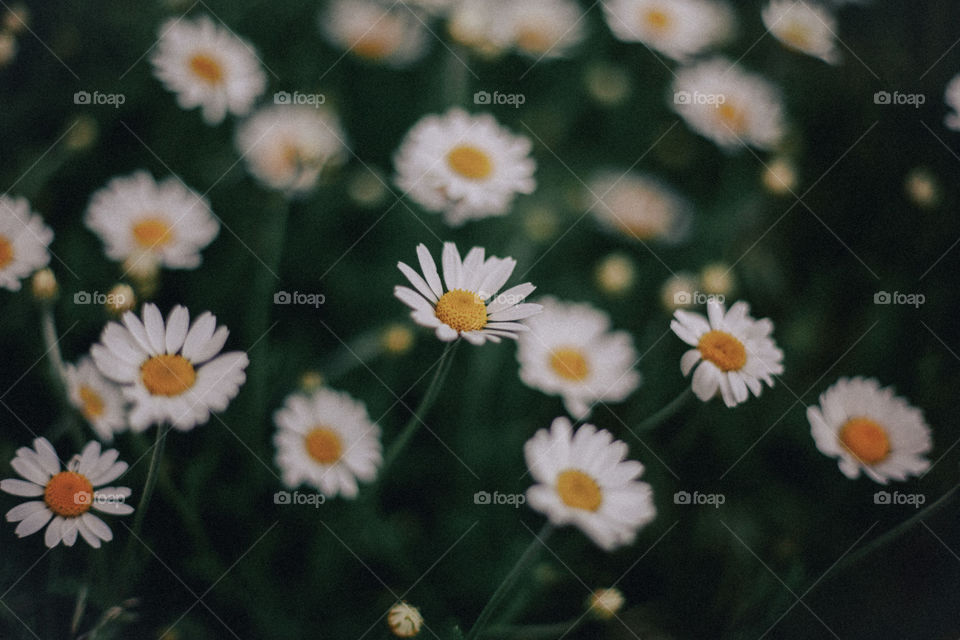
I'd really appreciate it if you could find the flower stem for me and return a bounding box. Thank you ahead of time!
[39,304,68,395]
[481,619,584,639]
[123,424,169,572]
[636,387,694,432]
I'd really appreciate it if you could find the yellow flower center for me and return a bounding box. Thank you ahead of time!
[79,385,105,419]
[644,9,671,32]
[698,330,747,372]
[44,471,93,518]
[717,103,748,134]
[549,348,590,381]
[780,23,811,50]
[434,289,488,333]
[839,417,891,465]
[141,354,196,397]
[188,53,224,85]
[352,34,393,60]
[304,427,343,464]
[447,145,494,180]
[132,217,174,249]
[515,27,553,54]
[556,469,603,511]
[0,234,13,269]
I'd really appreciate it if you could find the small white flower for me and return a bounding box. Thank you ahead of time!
[491,0,587,59]
[671,299,784,407]
[944,74,960,132]
[602,0,735,62]
[588,171,691,244]
[808,377,932,484]
[321,0,430,67]
[395,242,542,345]
[1,438,133,549]
[586,587,625,620]
[393,108,536,226]
[273,387,382,499]
[517,297,641,420]
[525,417,656,551]
[66,357,127,442]
[91,303,249,431]
[387,601,424,638]
[84,171,219,271]
[762,0,840,64]
[0,195,53,291]
[151,15,267,125]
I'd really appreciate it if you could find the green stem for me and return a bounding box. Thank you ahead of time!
[482,619,583,639]
[123,424,169,574]
[636,387,694,432]
[40,304,68,395]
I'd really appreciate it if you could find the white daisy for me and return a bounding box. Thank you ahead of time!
[273,387,382,499]
[491,0,587,59]
[150,15,267,125]
[90,303,249,431]
[671,58,786,151]
[525,417,656,552]
[944,74,960,132]
[808,377,932,484]
[395,242,542,345]
[602,0,735,62]
[762,0,840,64]
[517,297,641,420]
[671,299,784,407]
[393,108,537,226]
[0,195,53,292]
[1,438,133,549]
[321,0,430,68]
[587,171,692,244]
[66,357,127,442]
[235,104,349,195]
[387,602,424,638]
[84,171,219,271]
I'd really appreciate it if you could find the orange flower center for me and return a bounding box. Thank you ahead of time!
[698,330,747,372]
[352,35,393,60]
[515,27,553,54]
[434,289,487,333]
[141,354,196,397]
[447,145,493,180]
[44,471,93,518]
[79,385,105,419]
[556,469,603,511]
[644,9,671,32]
[549,348,590,381]
[717,103,747,134]
[132,218,173,249]
[839,417,891,464]
[304,427,343,464]
[0,234,13,269]
[188,53,224,85]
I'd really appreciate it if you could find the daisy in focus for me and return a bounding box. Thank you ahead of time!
[395,242,542,345]
[671,299,784,407]
[762,0,840,65]
[236,104,349,195]
[393,108,536,226]
[321,0,430,67]
[273,387,382,499]
[91,303,249,431]
[517,297,641,420]
[66,357,127,442]
[1,438,133,548]
[0,195,53,291]
[944,74,960,132]
[602,0,735,62]
[491,0,587,59]
[671,58,786,151]
[808,377,932,484]
[525,417,656,551]
[84,171,219,271]
[151,15,267,125]
[587,171,691,244]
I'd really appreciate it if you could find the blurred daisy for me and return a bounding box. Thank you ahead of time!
[151,15,266,125]
[1,438,133,548]
[91,303,248,431]
[944,74,960,132]
[273,387,382,499]
[525,417,656,551]
[395,242,542,345]
[808,377,932,484]
[588,171,691,244]
[492,0,587,59]
[66,357,127,442]
[85,171,219,271]
[393,108,536,226]
[671,300,784,407]
[0,195,53,291]
[517,297,641,419]
[762,0,840,64]
[671,58,786,151]
[387,602,424,638]
[236,104,349,194]
[602,0,735,62]
[321,0,430,67]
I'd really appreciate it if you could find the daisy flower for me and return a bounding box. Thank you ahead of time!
[491,0,587,59]
[671,299,784,407]
[84,171,219,271]
[66,357,127,442]
[235,104,349,195]
[150,15,267,125]
[394,242,542,345]
[671,58,786,151]
[762,0,840,64]
[944,74,960,132]
[1,438,133,548]
[0,195,53,292]
[393,108,537,226]
[587,171,692,244]
[517,297,641,420]
[387,602,424,638]
[808,377,932,484]
[91,303,249,431]
[273,387,382,499]
[602,0,735,62]
[525,417,656,551]
[321,0,430,68]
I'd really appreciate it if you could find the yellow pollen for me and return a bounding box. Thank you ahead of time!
[0,234,13,269]
[352,35,393,60]
[435,289,488,333]
[644,9,671,31]
[515,27,553,54]
[79,386,105,419]
[550,348,590,381]
[717,103,747,134]
[781,23,811,50]
[44,471,93,518]
[556,469,603,511]
[839,417,891,465]
[188,53,224,85]
[304,427,343,464]
[698,330,747,372]
[447,145,493,180]
[132,218,173,249]
[141,354,196,397]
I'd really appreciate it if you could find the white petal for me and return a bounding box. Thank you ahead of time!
[441,242,462,291]
[1,479,45,497]
[14,508,52,537]
[165,306,191,354]
[417,244,443,298]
